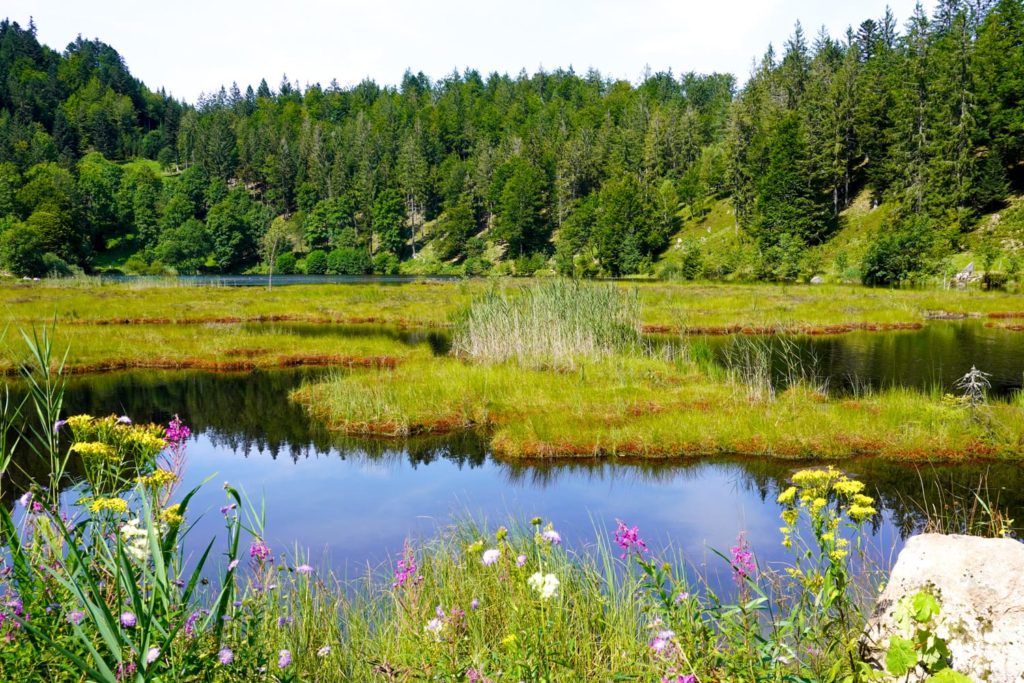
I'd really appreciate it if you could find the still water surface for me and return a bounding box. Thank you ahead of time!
[25,351,1021,580]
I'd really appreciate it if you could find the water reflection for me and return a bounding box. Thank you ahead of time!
[3,367,1020,577]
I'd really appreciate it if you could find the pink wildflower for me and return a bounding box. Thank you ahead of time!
[613,519,649,559]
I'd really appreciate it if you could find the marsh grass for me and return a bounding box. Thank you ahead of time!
[910,468,1017,538]
[451,280,641,367]
[724,333,829,401]
[293,353,1024,460]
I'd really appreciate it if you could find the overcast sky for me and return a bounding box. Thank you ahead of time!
[6,1,935,103]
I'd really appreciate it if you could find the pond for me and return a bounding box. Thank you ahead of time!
[7,360,1022,583]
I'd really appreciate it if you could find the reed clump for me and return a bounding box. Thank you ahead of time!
[451,280,641,367]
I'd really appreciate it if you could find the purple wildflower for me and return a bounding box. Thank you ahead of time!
[227,559,239,571]
[249,539,271,563]
[119,611,136,628]
[470,598,479,610]
[516,554,527,567]
[276,616,293,628]
[482,548,500,566]
[613,519,649,559]
[116,415,132,425]
[295,564,313,574]
[217,647,234,665]
[17,492,31,508]
[53,419,66,434]
[115,662,136,681]
[146,647,160,664]
[220,503,237,515]
[67,610,85,625]
[392,544,422,589]
[730,533,756,585]
[541,529,561,545]
[277,649,291,669]
[662,676,697,683]
[317,645,331,657]
[165,415,191,444]
[184,610,202,637]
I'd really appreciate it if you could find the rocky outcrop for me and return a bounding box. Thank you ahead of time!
[862,533,1024,682]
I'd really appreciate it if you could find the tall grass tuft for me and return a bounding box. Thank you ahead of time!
[451,280,641,367]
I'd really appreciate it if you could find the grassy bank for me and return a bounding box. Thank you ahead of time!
[2,278,1024,373]
[292,280,1024,462]
[4,279,1024,329]
[293,354,1024,461]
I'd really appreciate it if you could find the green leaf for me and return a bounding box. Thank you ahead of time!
[912,591,941,623]
[886,636,917,676]
[929,669,974,683]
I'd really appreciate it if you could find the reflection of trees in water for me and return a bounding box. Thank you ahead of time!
[7,369,1023,540]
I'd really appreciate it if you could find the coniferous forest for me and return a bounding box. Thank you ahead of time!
[0,1,1022,282]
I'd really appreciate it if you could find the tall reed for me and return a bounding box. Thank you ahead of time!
[451,280,641,367]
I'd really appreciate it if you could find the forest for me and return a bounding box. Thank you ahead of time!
[0,0,1022,282]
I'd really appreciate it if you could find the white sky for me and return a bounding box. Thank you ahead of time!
[6,1,935,103]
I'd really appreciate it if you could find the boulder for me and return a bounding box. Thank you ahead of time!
[861,533,1024,682]
[810,275,825,284]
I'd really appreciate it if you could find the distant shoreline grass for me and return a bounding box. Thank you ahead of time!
[2,279,1023,374]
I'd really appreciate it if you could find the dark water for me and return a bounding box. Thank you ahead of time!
[695,320,1024,398]
[5,362,1022,580]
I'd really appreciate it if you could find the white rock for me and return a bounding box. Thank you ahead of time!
[862,533,1024,682]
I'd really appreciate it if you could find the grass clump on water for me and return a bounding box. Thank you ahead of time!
[451,280,640,367]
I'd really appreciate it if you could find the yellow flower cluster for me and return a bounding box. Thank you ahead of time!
[138,468,177,489]
[70,441,118,461]
[777,466,877,552]
[66,414,95,430]
[88,497,129,514]
[161,503,183,526]
[124,430,167,454]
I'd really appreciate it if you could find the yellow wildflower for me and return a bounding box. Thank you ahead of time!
[832,479,865,496]
[776,486,797,505]
[66,415,95,429]
[501,634,517,647]
[161,503,183,526]
[138,468,177,488]
[852,493,875,507]
[847,504,877,522]
[88,497,129,514]
[70,442,118,461]
[811,497,828,514]
[781,508,799,526]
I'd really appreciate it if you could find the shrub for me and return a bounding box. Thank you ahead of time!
[41,252,72,277]
[372,251,400,275]
[982,271,1008,290]
[305,249,328,275]
[326,247,372,275]
[274,251,297,275]
[462,256,492,277]
[0,223,46,277]
[862,218,935,286]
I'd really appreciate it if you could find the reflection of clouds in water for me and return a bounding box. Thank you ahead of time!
[91,421,1024,584]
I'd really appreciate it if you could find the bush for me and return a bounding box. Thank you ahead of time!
[274,252,297,275]
[326,247,372,275]
[0,223,46,277]
[372,251,400,275]
[862,218,935,286]
[305,249,328,275]
[982,271,1008,290]
[462,256,492,277]
[41,252,72,277]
